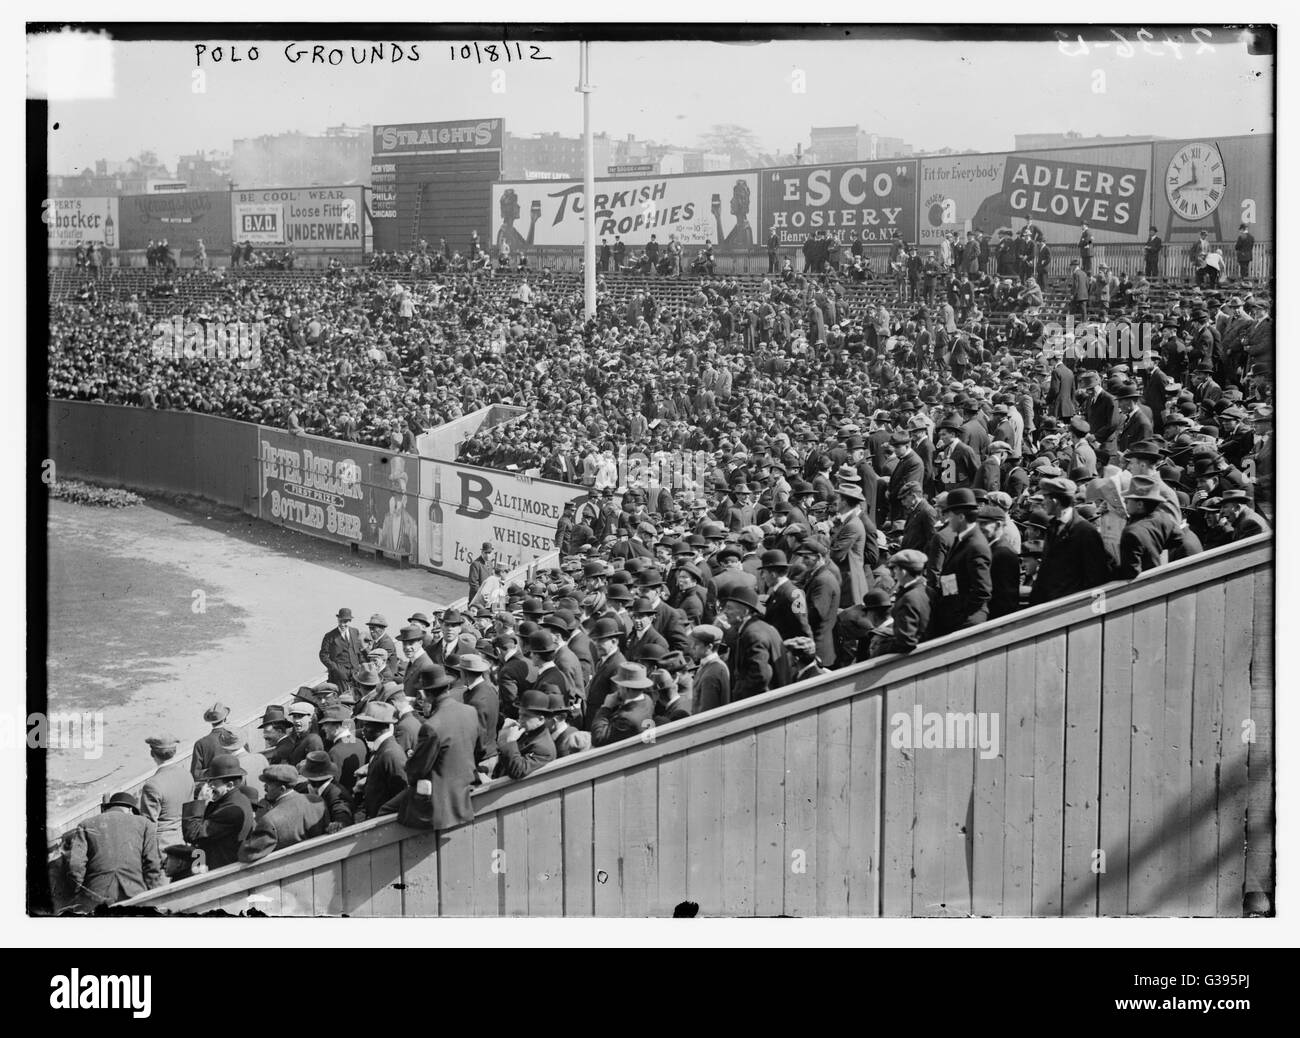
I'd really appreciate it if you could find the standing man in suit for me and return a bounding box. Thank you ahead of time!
[190,702,232,780]
[930,488,992,636]
[183,754,255,868]
[1143,226,1163,277]
[720,587,788,701]
[887,431,924,523]
[1078,222,1094,274]
[1113,383,1154,453]
[767,229,780,274]
[1079,370,1120,467]
[1234,223,1255,280]
[828,483,871,608]
[139,735,193,860]
[320,608,366,692]
[935,419,979,492]
[760,549,811,643]
[396,666,482,829]
[585,617,628,728]
[792,538,841,668]
[1047,356,1076,419]
[353,700,410,823]
[1027,478,1115,605]
[65,793,163,910]
[452,654,499,771]
[688,625,731,714]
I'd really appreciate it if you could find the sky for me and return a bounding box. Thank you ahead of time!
[32,27,1276,173]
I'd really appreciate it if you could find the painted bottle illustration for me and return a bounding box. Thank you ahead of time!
[428,465,444,568]
[103,201,115,248]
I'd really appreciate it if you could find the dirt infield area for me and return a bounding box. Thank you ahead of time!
[44,495,465,815]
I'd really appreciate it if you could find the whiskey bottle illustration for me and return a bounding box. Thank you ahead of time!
[428,465,445,567]
[104,201,115,248]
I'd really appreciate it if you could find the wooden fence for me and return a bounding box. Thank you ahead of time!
[121,535,1273,917]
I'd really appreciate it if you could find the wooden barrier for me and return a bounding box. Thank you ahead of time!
[121,535,1272,918]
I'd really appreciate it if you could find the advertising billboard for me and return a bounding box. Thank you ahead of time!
[118,191,232,252]
[760,158,919,245]
[231,186,364,249]
[258,428,420,555]
[490,170,761,251]
[417,460,586,578]
[372,118,504,156]
[1150,135,1273,244]
[44,197,119,250]
[918,144,1152,246]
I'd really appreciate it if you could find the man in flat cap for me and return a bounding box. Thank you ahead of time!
[238,764,328,863]
[65,792,163,910]
[183,753,255,869]
[139,735,192,860]
[687,624,731,714]
[190,702,232,780]
[287,701,324,766]
[976,502,1022,619]
[364,615,400,682]
[320,607,366,693]
[871,550,932,656]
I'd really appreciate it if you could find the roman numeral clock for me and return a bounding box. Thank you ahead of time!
[1165,141,1225,241]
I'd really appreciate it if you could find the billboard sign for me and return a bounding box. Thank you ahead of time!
[118,191,232,251]
[372,118,504,156]
[490,170,761,251]
[258,428,419,555]
[44,197,119,249]
[761,159,919,245]
[417,460,586,578]
[231,187,364,248]
[918,145,1152,245]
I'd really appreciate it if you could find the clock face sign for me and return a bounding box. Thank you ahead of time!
[1165,142,1225,220]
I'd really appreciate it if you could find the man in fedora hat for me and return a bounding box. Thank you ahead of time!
[542,610,589,703]
[431,609,468,669]
[183,754,255,869]
[140,736,192,860]
[1078,370,1120,468]
[352,700,409,824]
[1028,477,1114,606]
[1114,383,1155,453]
[298,751,354,832]
[829,483,872,609]
[887,430,925,523]
[759,548,812,643]
[585,617,628,728]
[238,764,328,863]
[650,664,692,724]
[318,703,367,793]
[493,688,557,780]
[494,629,535,722]
[935,418,978,493]
[467,542,496,604]
[638,567,692,654]
[626,595,670,662]
[1116,477,1181,579]
[65,792,163,909]
[1219,489,1270,541]
[591,662,658,746]
[452,654,499,771]
[929,488,992,636]
[320,608,366,693]
[394,665,480,830]
[398,623,438,700]
[719,586,788,701]
[191,702,232,780]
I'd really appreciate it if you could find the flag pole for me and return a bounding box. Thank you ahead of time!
[578,41,596,318]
